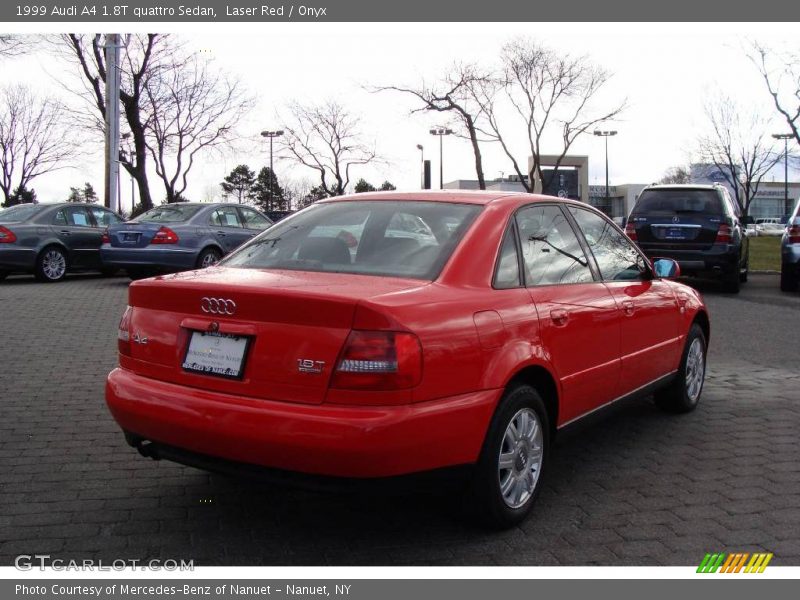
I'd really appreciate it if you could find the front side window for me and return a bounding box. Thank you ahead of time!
[239,207,272,230]
[568,206,645,281]
[222,200,481,280]
[89,207,121,227]
[515,205,593,286]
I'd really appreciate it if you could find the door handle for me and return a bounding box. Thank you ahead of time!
[59,230,71,235]
[550,309,569,326]
[621,300,635,316]
[216,230,227,236]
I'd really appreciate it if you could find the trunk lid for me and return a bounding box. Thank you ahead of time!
[630,213,724,251]
[124,267,427,404]
[107,221,169,248]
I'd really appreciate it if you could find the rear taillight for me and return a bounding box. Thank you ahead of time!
[715,224,732,244]
[0,225,17,243]
[101,228,110,244]
[787,225,800,244]
[117,306,133,356]
[331,330,422,391]
[149,226,179,244]
[624,222,637,241]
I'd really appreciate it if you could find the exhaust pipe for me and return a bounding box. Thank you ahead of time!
[124,432,161,460]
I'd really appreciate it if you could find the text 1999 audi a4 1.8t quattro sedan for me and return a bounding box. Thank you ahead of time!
[106,191,709,527]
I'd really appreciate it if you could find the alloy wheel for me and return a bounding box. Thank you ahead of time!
[498,408,544,509]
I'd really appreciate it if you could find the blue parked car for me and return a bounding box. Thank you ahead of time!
[781,198,800,292]
[101,202,273,280]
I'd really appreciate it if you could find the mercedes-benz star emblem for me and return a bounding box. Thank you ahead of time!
[200,297,236,315]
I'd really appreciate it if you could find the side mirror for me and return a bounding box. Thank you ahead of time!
[652,258,681,279]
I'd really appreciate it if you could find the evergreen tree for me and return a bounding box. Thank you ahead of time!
[66,187,83,203]
[220,165,256,204]
[354,178,376,193]
[251,167,286,212]
[379,181,396,191]
[83,182,98,203]
[6,185,36,206]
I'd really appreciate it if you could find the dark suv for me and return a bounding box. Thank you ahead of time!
[625,184,748,293]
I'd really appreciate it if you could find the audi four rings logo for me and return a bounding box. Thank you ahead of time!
[200,297,237,315]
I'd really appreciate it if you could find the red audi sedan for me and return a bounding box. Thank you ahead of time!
[106,191,709,527]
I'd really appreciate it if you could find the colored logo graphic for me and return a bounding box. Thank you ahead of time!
[697,552,773,573]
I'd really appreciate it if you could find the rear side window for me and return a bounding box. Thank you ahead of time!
[493,225,521,289]
[515,205,594,286]
[632,189,724,216]
[221,200,482,280]
[133,204,203,223]
[210,207,242,228]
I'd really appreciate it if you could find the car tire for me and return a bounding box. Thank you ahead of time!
[780,265,798,292]
[196,247,222,269]
[34,246,68,283]
[127,268,155,281]
[654,323,706,414]
[465,384,550,529]
[739,255,749,283]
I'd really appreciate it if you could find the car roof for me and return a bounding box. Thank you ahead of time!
[319,190,561,206]
[642,184,722,191]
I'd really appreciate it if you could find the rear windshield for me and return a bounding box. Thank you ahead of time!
[221,200,482,280]
[632,189,724,216]
[0,204,45,223]
[131,204,203,223]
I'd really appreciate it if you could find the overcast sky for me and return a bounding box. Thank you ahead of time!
[3,22,799,210]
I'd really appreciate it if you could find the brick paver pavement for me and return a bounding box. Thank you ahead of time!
[1,273,798,566]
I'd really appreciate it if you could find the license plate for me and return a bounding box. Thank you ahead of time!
[664,227,687,240]
[182,331,251,379]
[122,232,139,243]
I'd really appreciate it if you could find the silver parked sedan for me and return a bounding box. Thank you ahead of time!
[0,203,124,282]
[100,202,273,280]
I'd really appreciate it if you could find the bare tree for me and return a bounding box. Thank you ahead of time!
[144,53,252,203]
[752,43,800,146]
[280,100,378,197]
[659,165,692,184]
[695,95,782,220]
[473,38,626,193]
[374,63,492,189]
[58,34,168,210]
[0,85,74,205]
[0,35,34,58]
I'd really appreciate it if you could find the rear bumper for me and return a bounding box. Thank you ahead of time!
[781,242,800,267]
[105,367,499,478]
[637,244,740,275]
[0,247,36,271]
[100,246,198,271]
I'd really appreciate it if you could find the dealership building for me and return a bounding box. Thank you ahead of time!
[443,158,799,221]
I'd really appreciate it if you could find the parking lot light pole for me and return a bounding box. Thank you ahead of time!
[594,130,618,206]
[416,144,424,188]
[429,128,453,190]
[261,130,284,209]
[772,133,793,216]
